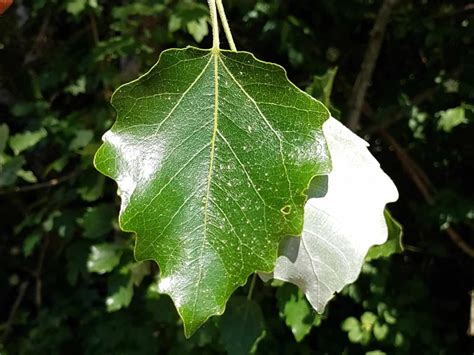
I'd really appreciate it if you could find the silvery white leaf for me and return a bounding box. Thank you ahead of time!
[262,117,399,312]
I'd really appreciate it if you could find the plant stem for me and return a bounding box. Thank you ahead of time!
[207,0,220,50]
[247,273,257,300]
[216,0,237,51]
[346,0,399,131]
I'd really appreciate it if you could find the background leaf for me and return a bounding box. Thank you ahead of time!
[218,296,266,355]
[276,283,319,342]
[8,128,47,156]
[87,244,123,274]
[365,210,403,262]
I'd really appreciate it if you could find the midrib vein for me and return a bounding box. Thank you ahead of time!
[191,53,220,323]
[203,52,220,231]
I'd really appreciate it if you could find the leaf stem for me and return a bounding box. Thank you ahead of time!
[216,0,237,51]
[207,0,220,50]
[247,273,257,300]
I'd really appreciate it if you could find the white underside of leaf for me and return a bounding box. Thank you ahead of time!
[262,117,399,312]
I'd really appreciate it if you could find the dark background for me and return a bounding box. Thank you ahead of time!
[1,0,473,354]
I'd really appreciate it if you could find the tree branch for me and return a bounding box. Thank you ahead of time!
[0,170,79,195]
[378,128,474,258]
[0,281,29,344]
[346,0,400,131]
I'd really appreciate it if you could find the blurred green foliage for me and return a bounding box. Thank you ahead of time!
[0,0,473,354]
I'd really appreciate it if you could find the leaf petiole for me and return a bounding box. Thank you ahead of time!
[207,0,220,50]
[216,0,237,51]
[247,273,257,301]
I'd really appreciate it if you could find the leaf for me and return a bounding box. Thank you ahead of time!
[23,233,41,257]
[17,169,38,183]
[66,0,97,16]
[373,321,389,341]
[365,210,403,261]
[94,47,331,335]
[66,240,90,285]
[81,204,116,239]
[276,283,317,342]
[106,271,134,312]
[65,76,87,96]
[0,156,25,187]
[168,2,210,43]
[70,129,94,151]
[218,296,266,355]
[306,67,338,107]
[263,117,398,312]
[87,243,123,274]
[8,128,47,156]
[436,106,468,132]
[187,18,209,43]
[77,173,105,202]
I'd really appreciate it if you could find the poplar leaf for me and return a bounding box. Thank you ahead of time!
[94,47,331,336]
[263,117,398,312]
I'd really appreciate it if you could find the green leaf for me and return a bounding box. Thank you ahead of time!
[306,67,337,107]
[94,47,331,335]
[87,243,123,274]
[306,67,341,118]
[168,2,209,42]
[77,174,105,202]
[66,0,96,16]
[0,156,25,187]
[65,76,87,96]
[366,210,403,261]
[187,18,209,43]
[23,233,41,257]
[341,317,360,332]
[218,296,266,355]
[70,129,94,151]
[9,128,47,156]
[106,271,134,312]
[276,283,316,342]
[0,123,9,154]
[81,204,116,239]
[361,311,377,326]
[436,106,468,132]
[373,321,389,341]
[17,169,38,183]
[66,241,90,285]
[264,117,398,312]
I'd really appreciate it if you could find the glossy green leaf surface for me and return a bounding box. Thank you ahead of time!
[94,46,331,336]
[262,117,398,312]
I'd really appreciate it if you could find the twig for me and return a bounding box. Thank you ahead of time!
[432,4,474,20]
[89,12,100,44]
[24,12,51,65]
[379,130,435,204]
[469,290,474,336]
[378,128,474,258]
[247,273,257,301]
[346,0,400,131]
[0,170,79,195]
[34,236,49,308]
[362,87,437,134]
[0,281,29,344]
